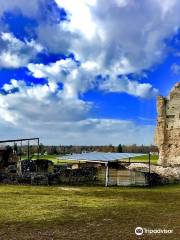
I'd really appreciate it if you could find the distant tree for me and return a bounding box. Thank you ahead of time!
[39,143,45,155]
[51,146,58,155]
[14,143,18,153]
[3,146,13,166]
[117,144,122,153]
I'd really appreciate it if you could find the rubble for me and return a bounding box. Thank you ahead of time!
[17,159,54,185]
[0,146,18,183]
[127,163,180,183]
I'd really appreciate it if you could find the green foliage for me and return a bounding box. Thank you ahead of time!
[130,154,158,164]
[14,143,18,152]
[117,144,122,153]
[39,143,45,155]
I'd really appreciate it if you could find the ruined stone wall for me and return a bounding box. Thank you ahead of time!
[155,82,180,166]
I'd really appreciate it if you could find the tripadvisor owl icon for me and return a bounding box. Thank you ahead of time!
[135,227,143,236]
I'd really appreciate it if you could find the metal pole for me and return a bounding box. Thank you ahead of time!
[148,153,151,187]
[116,161,118,186]
[37,138,40,160]
[105,162,109,187]
[20,140,22,161]
[13,142,16,153]
[28,140,30,161]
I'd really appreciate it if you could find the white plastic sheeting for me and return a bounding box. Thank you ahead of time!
[58,152,146,162]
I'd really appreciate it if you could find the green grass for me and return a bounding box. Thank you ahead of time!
[22,154,77,165]
[34,154,61,164]
[0,184,179,239]
[129,154,158,164]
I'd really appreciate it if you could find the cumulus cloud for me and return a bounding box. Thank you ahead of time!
[100,75,159,98]
[0,78,155,145]
[0,32,43,68]
[27,59,158,99]
[0,0,166,96]
[28,58,77,82]
[1,0,180,144]
[33,0,180,99]
[1,1,180,75]
[27,58,99,99]
[0,79,90,125]
[0,111,155,146]
[51,0,180,74]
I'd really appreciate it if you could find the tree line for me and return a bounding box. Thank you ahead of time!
[1,143,158,156]
[38,144,158,155]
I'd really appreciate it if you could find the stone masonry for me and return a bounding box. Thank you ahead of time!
[155,82,180,166]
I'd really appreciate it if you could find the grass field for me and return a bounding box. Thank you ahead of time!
[24,154,77,165]
[0,184,179,240]
[129,154,158,164]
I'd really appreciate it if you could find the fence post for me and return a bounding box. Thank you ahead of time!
[105,162,109,187]
[27,140,30,161]
[37,138,40,160]
[148,153,151,187]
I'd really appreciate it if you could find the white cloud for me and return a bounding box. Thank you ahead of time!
[28,58,77,81]
[0,109,155,146]
[40,119,154,145]
[1,0,180,144]
[32,0,180,100]
[0,77,155,145]
[2,79,26,92]
[52,0,180,74]
[27,59,158,99]
[27,58,98,99]
[100,75,159,98]
[1,0,180,75]
[0,32,43,68]
[56,0,97,40]
[156,0,178,16]
[0,79,90,125]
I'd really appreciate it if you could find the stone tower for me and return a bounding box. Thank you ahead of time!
[155,82,180,166]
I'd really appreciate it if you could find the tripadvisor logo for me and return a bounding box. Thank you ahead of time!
[135,227,143,236]
[135,226,173,236]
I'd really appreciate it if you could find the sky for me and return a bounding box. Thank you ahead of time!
[0,0,180,145]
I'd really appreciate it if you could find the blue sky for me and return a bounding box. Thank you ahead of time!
[0,0,180,145]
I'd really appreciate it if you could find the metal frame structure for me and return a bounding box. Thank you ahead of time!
[0,137,40,161]
[102,154,151,187]
[58,152,152,187]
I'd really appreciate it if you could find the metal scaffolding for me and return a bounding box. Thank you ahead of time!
[0,137,40,161]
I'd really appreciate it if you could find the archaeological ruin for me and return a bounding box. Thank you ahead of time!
[155,82,180,166]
